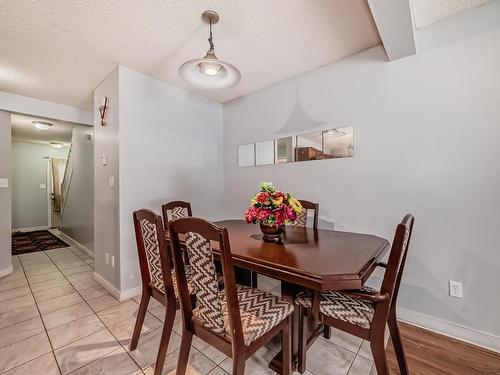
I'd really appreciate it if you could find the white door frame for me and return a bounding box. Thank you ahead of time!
[46,158,52,228]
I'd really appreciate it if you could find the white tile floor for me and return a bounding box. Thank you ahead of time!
[0,238,378,375]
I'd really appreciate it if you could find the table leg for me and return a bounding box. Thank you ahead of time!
[269,282,323,374]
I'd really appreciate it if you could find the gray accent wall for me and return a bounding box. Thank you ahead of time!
[12,142,68,230]
[94,67,120,289]
[0,111,12,275]
[60,126,94,251]
[223,30,500,339]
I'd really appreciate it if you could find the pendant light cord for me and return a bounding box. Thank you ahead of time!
[208,19,215,51]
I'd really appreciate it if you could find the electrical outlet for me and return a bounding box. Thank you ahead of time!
[105,253,109,265]
[449,281,463,298]
[111,256,115,268]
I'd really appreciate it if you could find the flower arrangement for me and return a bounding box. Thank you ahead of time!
[245,182,302,227]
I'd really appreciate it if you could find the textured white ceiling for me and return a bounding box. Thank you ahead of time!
[0,0,380,109]
[11,114,77,145]
[412,0,490,29]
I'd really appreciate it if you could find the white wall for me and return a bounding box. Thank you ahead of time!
[60,126,94,251]
[0,111,12,276]
[223,29,500,343]
[118,66,223,291]
[0,90,92,125]
[12,142,68,230]
[94,67,120,289]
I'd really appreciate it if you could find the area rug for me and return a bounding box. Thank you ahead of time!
[11,230,69,255]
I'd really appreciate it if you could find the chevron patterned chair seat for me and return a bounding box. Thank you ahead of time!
[295,286,378,329]
[191,284,294,345]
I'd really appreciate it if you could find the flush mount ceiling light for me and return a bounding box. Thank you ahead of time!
[179,10,241,91]
[50,142,63,149]
[33,121,52,131]
[324,129,346,138]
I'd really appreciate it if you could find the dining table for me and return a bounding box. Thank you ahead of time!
[167,219,390,372]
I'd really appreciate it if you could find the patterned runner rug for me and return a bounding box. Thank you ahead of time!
[11,230,69,255]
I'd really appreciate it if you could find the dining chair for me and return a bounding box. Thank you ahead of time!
[169,217,294,375]
[295,214,415,375]
[131,209,192,375]
[291,200,319,229]
[162,200,192,229]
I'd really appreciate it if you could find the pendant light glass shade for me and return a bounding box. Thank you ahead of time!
[179,11,241,90]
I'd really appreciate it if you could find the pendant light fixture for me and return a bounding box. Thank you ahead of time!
[179,10,241,90]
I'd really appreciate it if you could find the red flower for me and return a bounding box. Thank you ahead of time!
[256,192,270,204]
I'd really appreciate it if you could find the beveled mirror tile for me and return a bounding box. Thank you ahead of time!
[148,346,218,375]
[0,303,39,329]
[30,277,71,293]
[220,346,276,375]
[38,292,83,315]
[26,271,63,284]
[70,347,142,375]
[2,352,59,375]
[0,294,35,314]
[304,337,356,375]
[86,294,120,312]
[0,285,31,302]
[108,312,162,345]
[97,300,140,327]
[125,327,181,369]
[0,316,44,348]
[54,329,120,374]
[47,314,105,349]
[34,283,75,302]
[0,332,51,373]
[347,355,374,375]
[42,302,93,330]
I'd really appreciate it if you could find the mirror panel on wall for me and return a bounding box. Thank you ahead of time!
[238,143,255,167]
[296,131,323,161]
[322,126,354,158]
[237,126,353,167]
[275,136,295,164]
[255,140,274,165]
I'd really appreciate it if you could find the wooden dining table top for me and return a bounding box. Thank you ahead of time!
[168,219,390,291]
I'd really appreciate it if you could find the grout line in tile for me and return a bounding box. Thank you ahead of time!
[18,253,63,375]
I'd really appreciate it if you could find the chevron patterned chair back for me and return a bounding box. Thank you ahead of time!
[131,209,181,375]
[295,214,415,375]
[161,200,192,229]
[169,217,294,375]
[289,199,319,229]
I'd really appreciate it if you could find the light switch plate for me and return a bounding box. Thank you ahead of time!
[39,184,46,189]
[108,176,115,188]
[0,178,8,188]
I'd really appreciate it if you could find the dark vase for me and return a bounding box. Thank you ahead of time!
[260,223,285,243]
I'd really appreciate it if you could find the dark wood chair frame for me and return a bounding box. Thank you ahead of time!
[169,217,293,375]
[130,209,179,375]
[297,200,319,229]
[297,214,415,375]
[162,200,192,230]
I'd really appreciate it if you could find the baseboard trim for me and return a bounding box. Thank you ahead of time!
[398,307,500,354]
[12,226,49,232]
[93,272,141,302]
[57,231,94,259]
[0,265,13,278]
